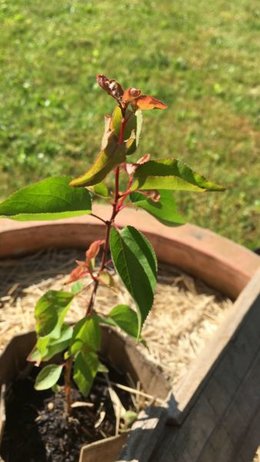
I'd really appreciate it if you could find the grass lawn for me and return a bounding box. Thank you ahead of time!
[0,0,259,248]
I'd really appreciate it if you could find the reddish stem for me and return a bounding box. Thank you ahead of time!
[85,107,129,316]
[118,116,128,145]
[64,357,73,417]
[85,169,121,316]
[85,221,112,315]
[90,213,107,225]
[117,175,134,211]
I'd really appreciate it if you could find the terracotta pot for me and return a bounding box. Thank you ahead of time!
[0,206,259,461]
[0,205,259,299]
[0,327,170,462]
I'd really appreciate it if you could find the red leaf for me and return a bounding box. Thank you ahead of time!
[122,88,142,103]
[137,154,151,165]
[86,240,104,261]
[96,76,167,112]
[68,265,88,283]
[135,95,167,110]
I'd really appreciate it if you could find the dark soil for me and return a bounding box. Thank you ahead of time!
[0,365,134,462]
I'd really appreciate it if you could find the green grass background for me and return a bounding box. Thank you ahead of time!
[0,0,259,248]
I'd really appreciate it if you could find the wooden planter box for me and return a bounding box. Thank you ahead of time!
[0,205,259,461]
[150,268,260,462]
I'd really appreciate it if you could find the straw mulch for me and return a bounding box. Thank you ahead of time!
[254,449,260,462]
[0,248,233,386]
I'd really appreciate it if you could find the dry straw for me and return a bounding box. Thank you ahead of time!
[0,248,232,387]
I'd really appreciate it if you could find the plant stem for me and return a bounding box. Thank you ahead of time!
[85,170,120,316]
[117,175,134,210]
[64,357,73,417]
[118,114,128,145]
[90,213,107,225]
[85,109,127,317]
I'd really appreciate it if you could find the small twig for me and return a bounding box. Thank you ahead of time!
[104,374,126,436]
[0,385,6,432]
[7,282,20,296]
[99,376,164,404]
[99,428,108,438]
[71,401,94,409]
[90,213,107,225]
[94,407,106,428]
[136,381,141,410]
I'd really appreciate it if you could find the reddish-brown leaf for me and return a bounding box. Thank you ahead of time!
[135,95,167,110]
[96,76,167,112]
[68,264,88,283]
[137,153,151,165]
[140,190,161,202]
[86,240,104,261]
[96,74,124,102]
[122,88,142,104]
[126,154,151,176]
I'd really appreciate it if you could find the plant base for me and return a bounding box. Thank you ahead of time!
[0,328,170,462]
[1,365,133,462]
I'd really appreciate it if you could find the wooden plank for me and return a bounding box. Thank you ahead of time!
[169,268,260,423]
[118,405,169,462]
[80,434,128,462]
[238,407,260,461]
[199,427,246,462]
[149,270,260,462]
[197,346,260,461]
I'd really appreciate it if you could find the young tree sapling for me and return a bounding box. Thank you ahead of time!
[0,74,224,420]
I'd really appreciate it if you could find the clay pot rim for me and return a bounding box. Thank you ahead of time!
[0,204,259,299]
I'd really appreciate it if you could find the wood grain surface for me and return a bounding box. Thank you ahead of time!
[149,269,260,462]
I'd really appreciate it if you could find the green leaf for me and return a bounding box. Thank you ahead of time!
[70,131,126,187]
[35,290,74,338]
[126,109,143,156]
[131,159,225,192]
[110,226,157,334]
[70,316,101,356]
[28,337,49,363]
[70,281,85,295]
[35,364,63,391]
[98,362,109,373]
[0,176,92,220]
[135,110,143,146]
[99,270,115,289]
[123,110,138,154]
[108,304,139,338]
[111,106,122,136]
[34,337,49,358]
[73,351,99,396]
[89,182,110,198]
[111,107,142,155]
[43,325,73,360]
[130,191,185,226]
[34,324,73,362]
[111,107,135,139]
[122,410,138,427]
